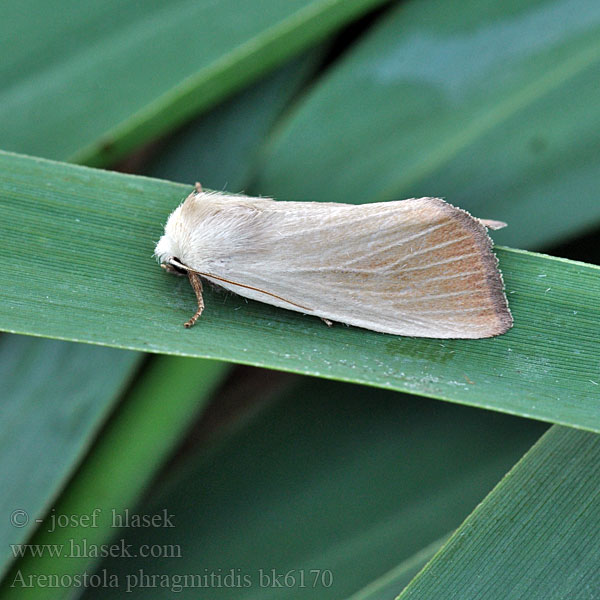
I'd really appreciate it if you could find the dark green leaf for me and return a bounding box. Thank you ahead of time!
[0,0,389,166]
[254,0,600,249]
[146,50,323,192]
[345,536,448,600]
[0,336,139,579]
[398,426,600,600]
[1,355,228,599]
[79,380,545,599]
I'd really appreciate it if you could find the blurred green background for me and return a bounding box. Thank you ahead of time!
[0,0,599,598]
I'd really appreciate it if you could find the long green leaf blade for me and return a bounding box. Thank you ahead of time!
[1,151,599,431]
[146,50,323,192]
[254,0,600,249]
[397,426,600,599]
[0,0,388,167]
[0,355,228,599]
[345,536,449,600]
[0,337,139,579]
[77,381,545,599]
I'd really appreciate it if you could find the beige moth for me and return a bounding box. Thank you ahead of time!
[155,183,512,338]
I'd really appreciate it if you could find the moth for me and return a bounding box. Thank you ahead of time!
[155,183,512,338]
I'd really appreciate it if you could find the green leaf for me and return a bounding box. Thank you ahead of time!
[77,380,545,599]
[345,536,449,600]
[0,0,389,167]
[146,50,323,192]
[0,354,228,599]
[254,0,600,249]
[0,336,140,580]
[1,150,599,432]
[397,426,600,599]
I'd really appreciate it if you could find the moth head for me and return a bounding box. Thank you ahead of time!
[154,199,194,271]
[160,257,188,276]
[155,228,190,276]
[155,183,231,275]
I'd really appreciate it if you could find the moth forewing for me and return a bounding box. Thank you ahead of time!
[155,189,512,339]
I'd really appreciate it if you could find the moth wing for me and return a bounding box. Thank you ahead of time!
[201,198,512,339]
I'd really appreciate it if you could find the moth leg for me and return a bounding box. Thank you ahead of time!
[320,317,333,328]
[194,182,203,194]
[184,272,204,328]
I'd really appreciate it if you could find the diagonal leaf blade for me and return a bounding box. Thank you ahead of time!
[76,380,545,600]
[0,355,228,599]
[0,337,140,580]
[397,426,600,600]
[345,536,449,600]
[146,49,323,192]
[0,0,389,167]
[254,0,600,249]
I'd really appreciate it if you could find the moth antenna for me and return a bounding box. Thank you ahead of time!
[167,258,313,313]
[184,271,204,328]
[193,270,313,312]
